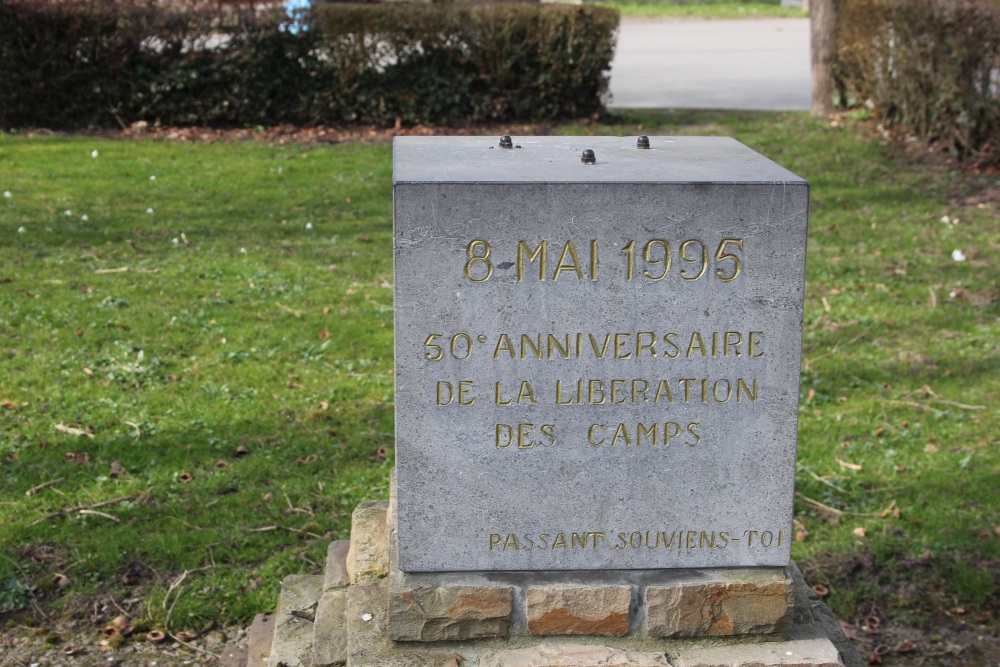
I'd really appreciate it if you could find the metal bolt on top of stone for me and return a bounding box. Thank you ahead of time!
[581,149,596,165]
[637,135,650,149]
[499,134,513,149]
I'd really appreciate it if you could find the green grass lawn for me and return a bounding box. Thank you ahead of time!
[1,111,997,636]
[595,1,806,19]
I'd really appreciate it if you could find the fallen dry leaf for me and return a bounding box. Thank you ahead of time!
[837,458,863,471]
[1,400,28,410]
[853,527,867,538]
[55,423,94,439]
[109,461,126,478]
[838,620,858,641]
[318,329,330,340]
[924,443,939,453]
[65,452,90,465]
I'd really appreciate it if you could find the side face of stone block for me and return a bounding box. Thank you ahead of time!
[526,585,632,636]
[347,583,389,664]
[646,576,793,638]
[324,540,351,590]
[346,500,389,584]
[246,612,274,667]
[312,589,347,667]
[268,575,324,667]
[388,585,513,641]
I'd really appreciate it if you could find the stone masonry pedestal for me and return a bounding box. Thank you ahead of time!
[246,484,863,667]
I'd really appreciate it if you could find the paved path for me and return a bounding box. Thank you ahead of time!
[609,18,811,110]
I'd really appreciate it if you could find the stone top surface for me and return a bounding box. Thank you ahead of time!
[393,136,807,185]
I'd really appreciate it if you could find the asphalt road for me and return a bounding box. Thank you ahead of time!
[609,18,811,110]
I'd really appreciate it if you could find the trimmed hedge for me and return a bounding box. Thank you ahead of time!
[835,0,1000,163]
[0,1,619,129]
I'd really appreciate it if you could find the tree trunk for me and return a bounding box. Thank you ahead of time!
[811,0,838,117]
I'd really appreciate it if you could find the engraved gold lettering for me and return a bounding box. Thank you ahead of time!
[588,424,607,446]
[517,380,537,405]
[493,334,514,359]
[611,423,632,447]
[517,240,546,282]
[435,380,476,406]
[465,239,493,282]
[736,378,758,403]
[663,333,681,359]
[679,378,695,403]
[451,333,473,360]
[611,379,628,404]
[552,533,567,549]
[699,531,716,549]
[654,380,674,403]
[503,533,519,551]
[622,240,635,281]
[436,381,454,406]
[496,424,513,448]
[636,331,657,358]
[701,379,709,404]
[637,422,657,446]
[552,240,583,281]
[686,333,707,358]
[713,379,732,403]
[664,422,681,446]
[489,534,501,550]
[495,382,512,406]
[686,422,702,446]
[743,530,759,547]
[424,333,444,361]
[548,334,571,360]
[571,533,588,549]
[680,240,708,281]
[555,379,581,406]
[643,239,671,280]
[761,531,774,547]
[540,424,556,447]
[686,531,697,548]
[521,334,542,360]
[632,379,650,404]
[588,380,606,405]
[518,424,536,449]
[715,238,743,281]
[724,331,743,358]
[614,333,632,359]
[589,334,612,359]
[590,240,599,281]
[749,331,765,358]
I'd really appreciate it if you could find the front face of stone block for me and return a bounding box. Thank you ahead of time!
[526,585,632,636]
[389,585,513,641]
[394,136,808,572]
[645,578,793,638]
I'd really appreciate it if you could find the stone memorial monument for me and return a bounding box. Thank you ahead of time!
[248,137,860,667]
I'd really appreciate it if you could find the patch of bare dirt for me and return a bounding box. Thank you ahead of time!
[803,554,1000,666]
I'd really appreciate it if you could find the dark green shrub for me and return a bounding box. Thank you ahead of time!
[835,0,1000,163]
[0,1,619,129]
